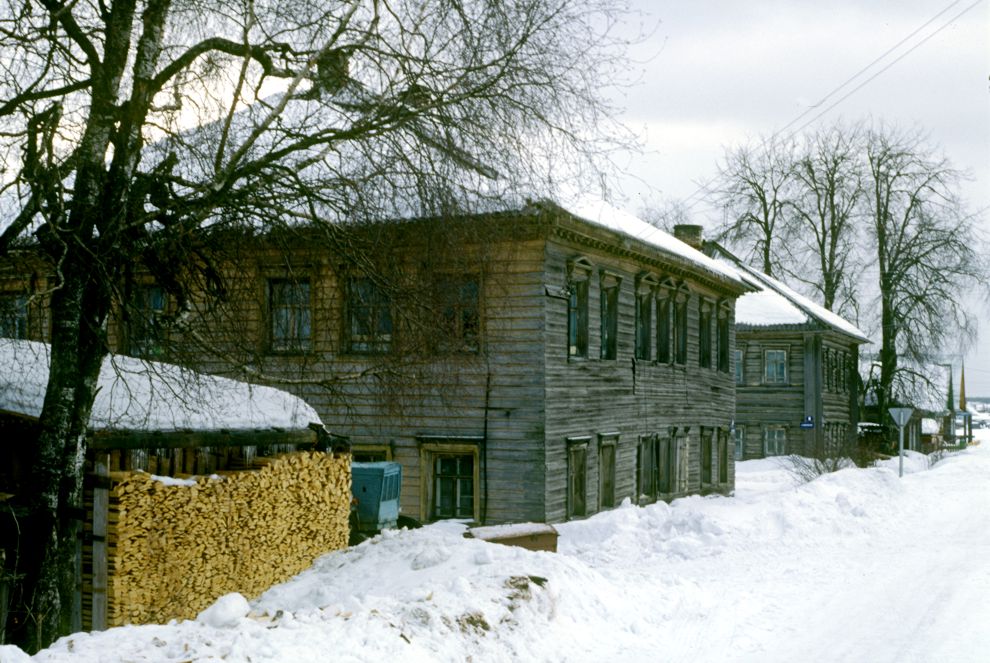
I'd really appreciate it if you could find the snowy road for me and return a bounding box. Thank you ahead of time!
[6,434,990,663]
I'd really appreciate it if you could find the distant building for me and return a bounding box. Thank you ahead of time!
[701,238,868,460]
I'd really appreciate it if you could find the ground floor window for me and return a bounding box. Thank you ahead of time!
[765,426,787,456]
[567,437,589,519]
[659,435,676,494]
[419,439,480,521]
[599,435,618,509]
[637,435,659,501]
[701,427,713,486]
[718,429,729,484]
[733,426,745,461]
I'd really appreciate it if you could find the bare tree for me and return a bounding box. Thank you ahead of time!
[0,0,631,647]
[864,125,985,423]
[714,136,796,277]
[784,122,864,314]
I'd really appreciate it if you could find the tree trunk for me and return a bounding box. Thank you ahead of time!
[26,251,109,650]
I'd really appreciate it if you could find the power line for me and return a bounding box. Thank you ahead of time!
[677,0,984,214]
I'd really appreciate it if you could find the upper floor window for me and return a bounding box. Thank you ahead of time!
[635,290,652,360]
[698,300,713,369]
[128,285,167,357]
[656,295,671,363]
[734,349,744,384]
[567,258,592,358]
[672,291,688,365]
[0,294,28,339]
[716,302,730,373]
[346,277,391,354]
[599,272,620,360]
[435,275,480,353]
[764,348,787,384]
[270,279,312,353]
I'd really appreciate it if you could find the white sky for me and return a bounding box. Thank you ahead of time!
[608,0,990,395]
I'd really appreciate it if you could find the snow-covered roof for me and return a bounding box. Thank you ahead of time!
[551,195,745,287]
[710,248,868,342]
[921,418,942,435]
[0,339,320,432]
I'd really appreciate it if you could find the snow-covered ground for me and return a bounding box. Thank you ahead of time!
[5,432,989,663]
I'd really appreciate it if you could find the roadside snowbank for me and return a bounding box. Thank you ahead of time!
[20,437,990,663]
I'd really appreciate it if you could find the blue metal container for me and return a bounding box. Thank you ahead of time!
[350,461,402,531]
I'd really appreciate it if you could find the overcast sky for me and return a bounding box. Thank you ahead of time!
[607,0,990,395]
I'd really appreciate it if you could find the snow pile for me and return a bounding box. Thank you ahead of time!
[0,339,319,431]
[22,436,990,662]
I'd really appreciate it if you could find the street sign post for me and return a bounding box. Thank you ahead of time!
[889,407,913,478]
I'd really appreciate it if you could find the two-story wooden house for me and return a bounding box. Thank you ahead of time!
[701,239,869,461]
[1,199,750,525]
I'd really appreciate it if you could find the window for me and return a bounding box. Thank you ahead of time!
[600,272,620,360]
[568,279,589,358]
[637,435,659,501]
[673,292,688,365]
[128,285,167,357]
[764,426,787,456]
[733,426,745,461]
[635,292,652,360]
[656,296,671,363]
[268,279,311,352]
[433,454,474,519]
[734,349,744,384]
[420,439,479,521]
[659,435,675,494]
[567,437,589,519]
[0,294,28,339]
[435,275,480,353]
[701,427,713,485]
[717,303,730,373]
[698,301,713,368]
[764,349,787,384]
[718,430,729,484]
[347,277,392,354]
[599,434,617,509]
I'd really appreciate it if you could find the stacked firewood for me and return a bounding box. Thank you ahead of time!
[105,451,350,626]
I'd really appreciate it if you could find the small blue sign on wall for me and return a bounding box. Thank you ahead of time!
[799,415,815,430]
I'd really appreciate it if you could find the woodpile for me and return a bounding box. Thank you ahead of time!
[104,451,350,626]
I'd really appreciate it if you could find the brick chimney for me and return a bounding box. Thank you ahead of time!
[673,224,704,249]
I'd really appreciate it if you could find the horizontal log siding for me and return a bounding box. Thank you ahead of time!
[734,331,806,459]
[735,329,862,459]
[542,235,737,523]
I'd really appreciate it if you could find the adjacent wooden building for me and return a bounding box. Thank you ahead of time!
[703,241,868,461]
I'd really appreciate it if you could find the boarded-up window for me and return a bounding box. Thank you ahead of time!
[673,294,688,365]
[699,302,713,369]
[635,292,652,360]
[656,296,671,363]
[637,435,659,500]
[717,303,730,373]
[0,294,28,339]
[567,439,589,519]
[347,277,392,354]
[269,279,311,353]
[718,429,729,484]
[701,427,713,485]
[599,435,617,509]
[600,273,620,360]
